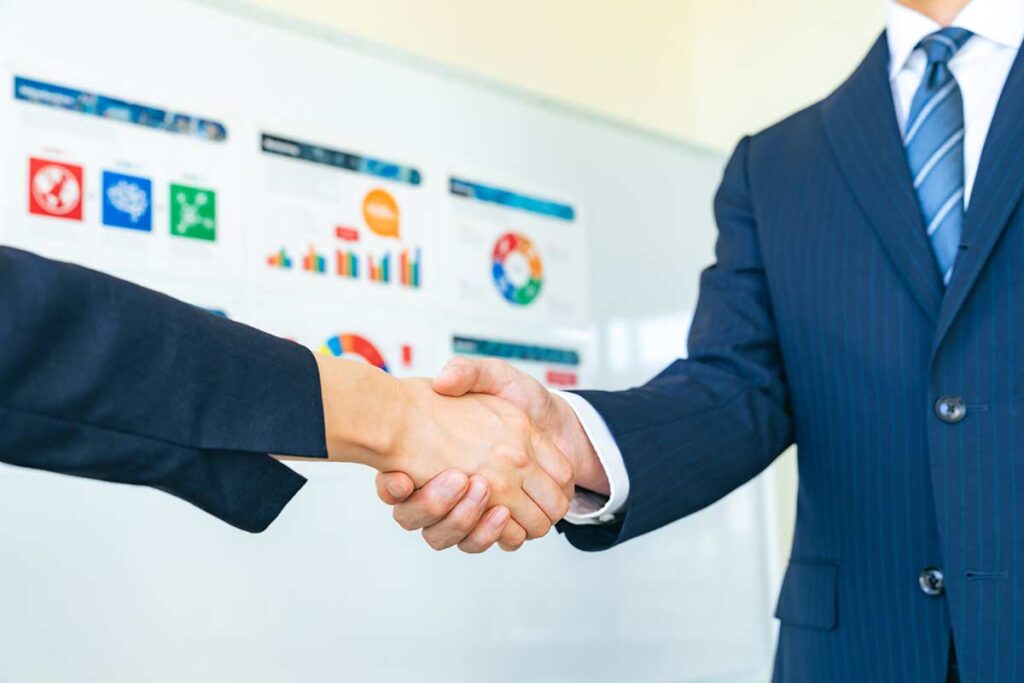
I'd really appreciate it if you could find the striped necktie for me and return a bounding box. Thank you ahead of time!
[903,27,973,286]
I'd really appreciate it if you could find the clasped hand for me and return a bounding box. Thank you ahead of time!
[378,358,604,554]
[384,377,574,550]
[313,354,590,553]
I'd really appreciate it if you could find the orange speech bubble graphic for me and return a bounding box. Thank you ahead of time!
[363,188,400,238]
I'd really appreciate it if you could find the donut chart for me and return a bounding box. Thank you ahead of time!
[491,232,543,306]
[320,333,390,373]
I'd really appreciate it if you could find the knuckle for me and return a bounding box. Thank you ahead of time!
[449,512,475,535]
[422,529,449,551]
[393,508,418,531]
[500,537,524,552]
[499,447,531,470]
[493,360,515,385]
[490,478,515,501]
[503,526,527,550]
[526,519,552,540]
[458,540,486,555]
[421,493,453,519]
[555,461,574,489]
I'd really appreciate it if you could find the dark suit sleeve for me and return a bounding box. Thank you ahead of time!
[560,137,794,551]
[0,247,328,532]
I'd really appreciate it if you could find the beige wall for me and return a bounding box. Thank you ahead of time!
[686,1,885,149]
[242,0,888,564]
[246,0,885,151]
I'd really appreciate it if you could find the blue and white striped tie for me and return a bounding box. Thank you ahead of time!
[903,27,973,286]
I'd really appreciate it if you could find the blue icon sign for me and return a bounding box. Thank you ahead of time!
[102,171,152,231]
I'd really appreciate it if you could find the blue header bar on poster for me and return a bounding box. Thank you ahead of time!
[452,336,580,366]
[449,177,575,221]
[261,133,423,186]
[14,76,228,142]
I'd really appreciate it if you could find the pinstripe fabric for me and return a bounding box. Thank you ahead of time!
[559,33,1024,682]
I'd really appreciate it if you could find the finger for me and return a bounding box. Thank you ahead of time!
[498,519,528,552]
[375,471,415,505]
[530,432,575,500]
[432,357,512,398]
[457,506,511,554]
[392,470,468,531]
[504,489,554,540]
[522,466,571,524]
[421,476,491,550]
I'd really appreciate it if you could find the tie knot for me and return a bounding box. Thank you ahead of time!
[918,27,973,65]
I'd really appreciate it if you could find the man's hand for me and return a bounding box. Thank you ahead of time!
[310,355,575,545]
[376,358,607,552]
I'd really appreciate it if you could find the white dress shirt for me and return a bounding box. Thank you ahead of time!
[563,0,1024,526]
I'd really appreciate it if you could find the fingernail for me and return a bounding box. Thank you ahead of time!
[386,480,406,498]
[439,472,466,500]
[488,507,510,528]
[466,480,487,504]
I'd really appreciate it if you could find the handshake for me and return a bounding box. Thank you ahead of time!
[310,355,607,553]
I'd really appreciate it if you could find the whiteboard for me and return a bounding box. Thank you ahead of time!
[0,1,781,681]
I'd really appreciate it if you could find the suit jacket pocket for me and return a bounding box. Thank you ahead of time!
[774,559,839,631]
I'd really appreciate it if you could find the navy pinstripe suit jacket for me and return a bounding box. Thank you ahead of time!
[562,34,1024,682]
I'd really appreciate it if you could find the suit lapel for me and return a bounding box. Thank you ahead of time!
[933,45,1024,354]
[821,33,944,325]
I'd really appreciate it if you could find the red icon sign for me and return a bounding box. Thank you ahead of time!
[29,158,83,221]
[335,225,360,241]
[546,370,578,388]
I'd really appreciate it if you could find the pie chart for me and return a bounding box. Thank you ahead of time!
[320,333,389,373]
[491,232,543,306]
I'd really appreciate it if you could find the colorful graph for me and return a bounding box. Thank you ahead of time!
[367,253,391,283]
[267,248,293,269]
[319,333,389,372]
[303,245,326,274]
[492,232,543,305]
[399,248,421,288]
[336,249,359,279]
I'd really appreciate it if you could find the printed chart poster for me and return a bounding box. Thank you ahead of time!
[4,74,241,283]
[445,321,594,390]
[244,295,444,381]
[250,133,433,305]
[446,175,587,324]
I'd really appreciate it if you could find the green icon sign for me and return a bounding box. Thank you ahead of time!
[170,183,216,242]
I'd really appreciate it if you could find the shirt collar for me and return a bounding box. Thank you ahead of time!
[887,0,1024,79]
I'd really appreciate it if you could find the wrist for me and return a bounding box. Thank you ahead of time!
[550,393,609,495]
[315,353,403,465]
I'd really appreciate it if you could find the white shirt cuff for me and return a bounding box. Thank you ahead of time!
[554,391,630,525]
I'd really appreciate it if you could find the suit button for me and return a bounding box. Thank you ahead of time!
[935,396,966,423]
[919,567,945,596]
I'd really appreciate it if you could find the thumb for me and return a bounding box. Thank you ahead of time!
[433,357,510,398]
[432,357,475,396]
[375,471,416,505]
